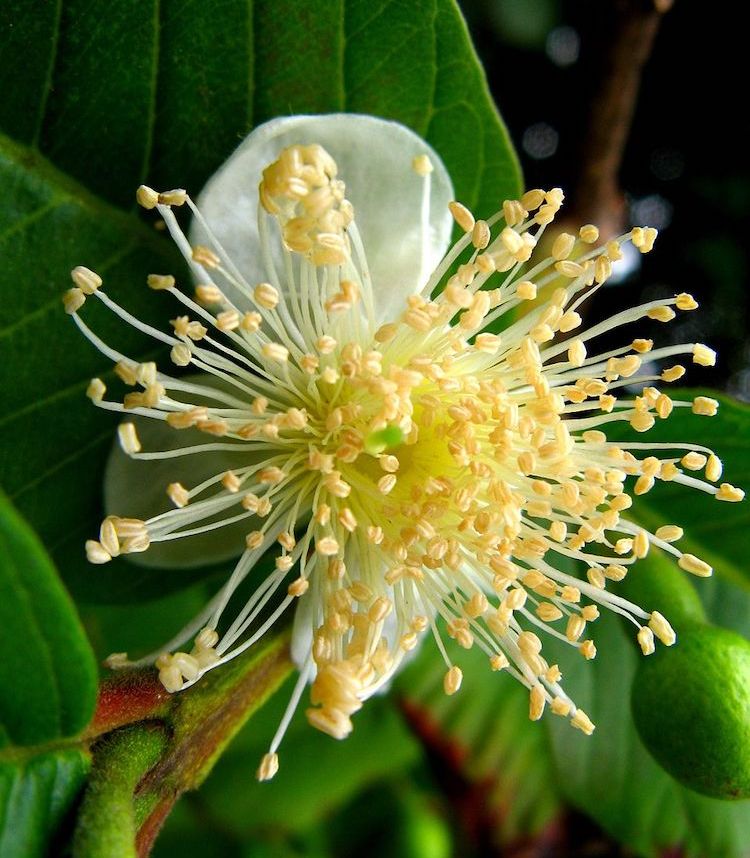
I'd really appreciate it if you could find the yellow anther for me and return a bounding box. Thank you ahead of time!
[316,536,339,556]
[716,483,745,502]
[529,684,546,720]
[692,396,718,416]
[552,232,576,260]
[676,293,698,310]
[649,611,676,646]
[262,343,289,362]
[158,188,187,206]
[136,185,159,208]
[412,154,433,176]
[678,553,712,577]
[692,343,716,366]
[449,201,475,233]
[167,482,189,508]
[647,306,675,322]
[71,266,102,295]
[579,224,599,243]
[288,578,309,597]
[117,422,141,454]
[63,288,85,314]
[637,626,655,656]
[254,282,280,309]
[147,273,175,291]
[443,666,463,695]
[571,709,595,735]
[257,752,279,782]
[86,378,106,403]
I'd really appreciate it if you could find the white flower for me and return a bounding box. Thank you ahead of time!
[63,114,743,781]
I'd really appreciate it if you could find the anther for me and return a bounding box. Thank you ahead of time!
[449,201,475,233]
[71,266,102,294]
[147,273,175,291]
[257,752,279,782]
[443,665,463,695]
[117,422,141,454]
[136,185,159,209]
[412,154,433,176]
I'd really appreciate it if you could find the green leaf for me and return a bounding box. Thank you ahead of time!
[0,492,97,747]
[0,749,90,858]
[544,612,750,858]
[0,0,520,604]
[610,390,750,591]
[397,639,561,847]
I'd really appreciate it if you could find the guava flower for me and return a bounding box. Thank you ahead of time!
[63,114,743,781]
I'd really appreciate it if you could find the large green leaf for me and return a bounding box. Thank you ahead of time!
[0,0,521,604]
[0,495,96,857]
[0,492,97,747]
[0,749,90,858]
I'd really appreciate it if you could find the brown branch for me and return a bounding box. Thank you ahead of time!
[566,0,674,238]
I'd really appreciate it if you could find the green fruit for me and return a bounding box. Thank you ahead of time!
[632,624,750,799]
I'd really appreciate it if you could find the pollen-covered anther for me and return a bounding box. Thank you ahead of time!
[192,245,220,268]
[316,536,339,556]
[692,343,717,366]
[117,422,141,454]
[71,266,102,295]
[158,188,187,206]
[692,396,718,416]
[449,200,475,233]
[678,553,712,577]
[571,709,595,735]
[86,378,106,403]
[579,224,599,243]
[412,154,433,176]
[649,611,676,646]
[257,752,280,782]
[288,577,309,597]
[676,293,698,311]
[443,665,463,695]
[147,273,175,291]
[136,185,159,209]
[194,284,223,305]
[262,343,289,362]
[631,226,658,253]
[655,525,683,542]
[647,305,676,322]
[254,282,279,310]
[63,288,86,314]
[167,482,189,508]
[716,483,745,502]
[637,626,655,655]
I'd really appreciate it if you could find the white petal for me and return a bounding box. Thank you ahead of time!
[104,416,258,569]
[191,114,454,323]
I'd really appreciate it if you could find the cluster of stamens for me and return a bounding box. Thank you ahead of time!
[65,142,743,781]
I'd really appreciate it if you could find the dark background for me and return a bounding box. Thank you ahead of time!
[460,0,749,398]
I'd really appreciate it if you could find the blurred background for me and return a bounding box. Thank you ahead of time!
[145,2,750,857]
[463,0,749,397]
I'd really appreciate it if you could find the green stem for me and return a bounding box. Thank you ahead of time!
[72,725,167,858]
